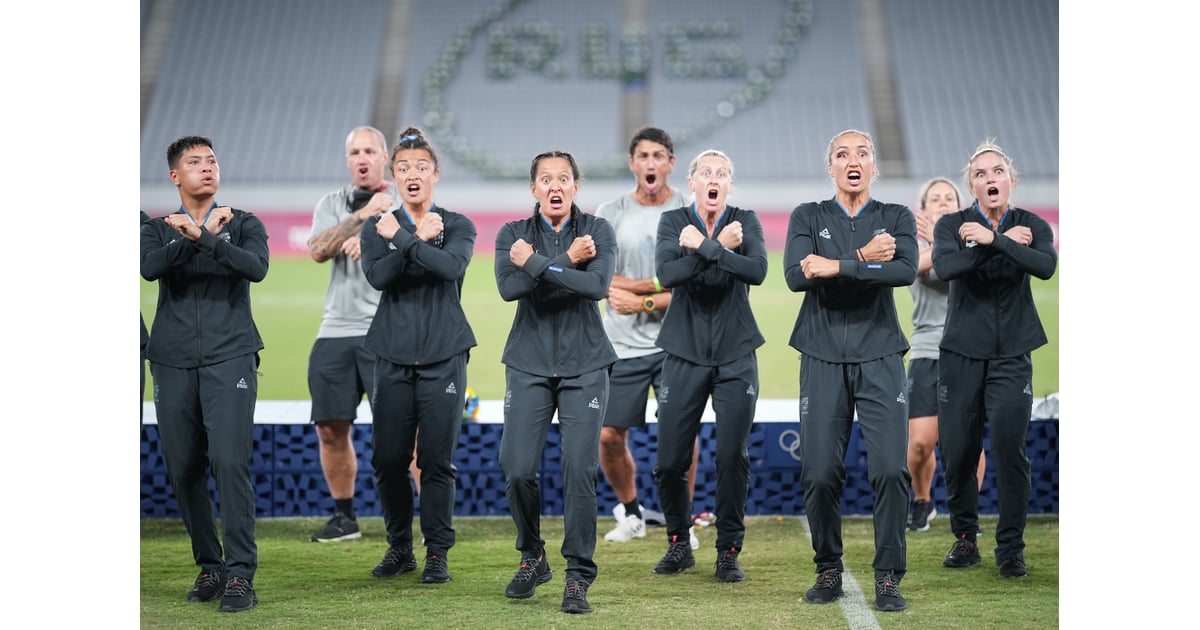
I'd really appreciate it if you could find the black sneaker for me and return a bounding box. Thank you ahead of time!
[999,555,1028,578]
[505,551,552,599]
[804,568,843,604]
[560,577,591,614]
[714,546,744,582]
[942,533,982,568]
[421,552,451,584]
[217,576,258,613]
[186,569,224,602]
[310,512,361,542]
[653,534,695,574]
[371,546,418,577]
[874,570,906,611]
[908,499,936,532]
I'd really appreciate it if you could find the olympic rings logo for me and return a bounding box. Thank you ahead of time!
[778,429,802,463]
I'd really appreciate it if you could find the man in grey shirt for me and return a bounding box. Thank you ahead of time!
[306,126,399,542]
[594,127,698,550]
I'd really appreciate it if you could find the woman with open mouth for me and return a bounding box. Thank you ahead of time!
[650,149,767,586]
[359,126,478,587]
[783,128,918,612]
[494,150,618,615]
[931,139,1057,581]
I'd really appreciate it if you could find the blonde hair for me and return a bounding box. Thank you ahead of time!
[962,138,1018,193]
[918,177,961,210]
[687,149,735,180]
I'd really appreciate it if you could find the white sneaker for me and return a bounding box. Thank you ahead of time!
[604,514,647,542]
[612,502,668,526]
[689,526,700,550]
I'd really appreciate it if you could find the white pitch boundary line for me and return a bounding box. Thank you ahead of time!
[799,517,881,630]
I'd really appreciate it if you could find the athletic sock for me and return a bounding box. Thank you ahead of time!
[623,500,642,520]
[335,498,355,520]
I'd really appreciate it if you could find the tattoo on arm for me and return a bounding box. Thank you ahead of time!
[308,215,364,260]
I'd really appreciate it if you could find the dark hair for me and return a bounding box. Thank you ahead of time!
[526,150,582,254]
[167,135,213,169]
[528,150,580,184]
[392,126,439,168]
[628,126,674,157]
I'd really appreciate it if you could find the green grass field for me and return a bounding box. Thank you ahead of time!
[140,514,1058,628]
[140,252,1059,402]
[139,253,1061,628]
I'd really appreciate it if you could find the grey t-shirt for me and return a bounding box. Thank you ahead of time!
[594,189,690,359]
[309,185,396,338]
[907,238,949,360]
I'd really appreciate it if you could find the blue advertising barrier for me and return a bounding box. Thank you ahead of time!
[140,399,1058,519]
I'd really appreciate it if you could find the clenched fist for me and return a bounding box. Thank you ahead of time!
[679,224,705,250]
[717,220,743,249]
[510,238,534,267]
[416,212,444,243]
[376,212,400,240]
[859,232,896,262]
[567,234,596,264]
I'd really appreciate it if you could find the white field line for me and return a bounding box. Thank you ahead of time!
[799,517,881,630]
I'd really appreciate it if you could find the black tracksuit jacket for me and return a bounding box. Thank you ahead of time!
[359,206,477,365]
[495,210,618,377]
[654,204,767,365]
[140,206,269,368]
[783,198,917,362]
[932,203,1057,359]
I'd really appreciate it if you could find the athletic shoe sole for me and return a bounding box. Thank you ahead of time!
[653,557,695,575]
[217,595,258,613]
[804,588,843,604]
[505,571,552,599]
[312,531,363,543]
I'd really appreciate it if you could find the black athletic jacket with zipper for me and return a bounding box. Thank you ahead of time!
[140,205,269,369]
[494,208,617,378]
[783,198,917,363]
[359,205,478,365]
[932,203,1056,359]
[654,204,768,366]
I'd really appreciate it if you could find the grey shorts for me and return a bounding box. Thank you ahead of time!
[307,336,375,423]
[906,357,939,418]
[603,353,664,429]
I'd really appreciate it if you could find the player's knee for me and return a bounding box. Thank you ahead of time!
[315,420,352,446]
[910,437,935,459]
[599,427,628,452]
[869,465,910,489]
[801,467,845,496]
